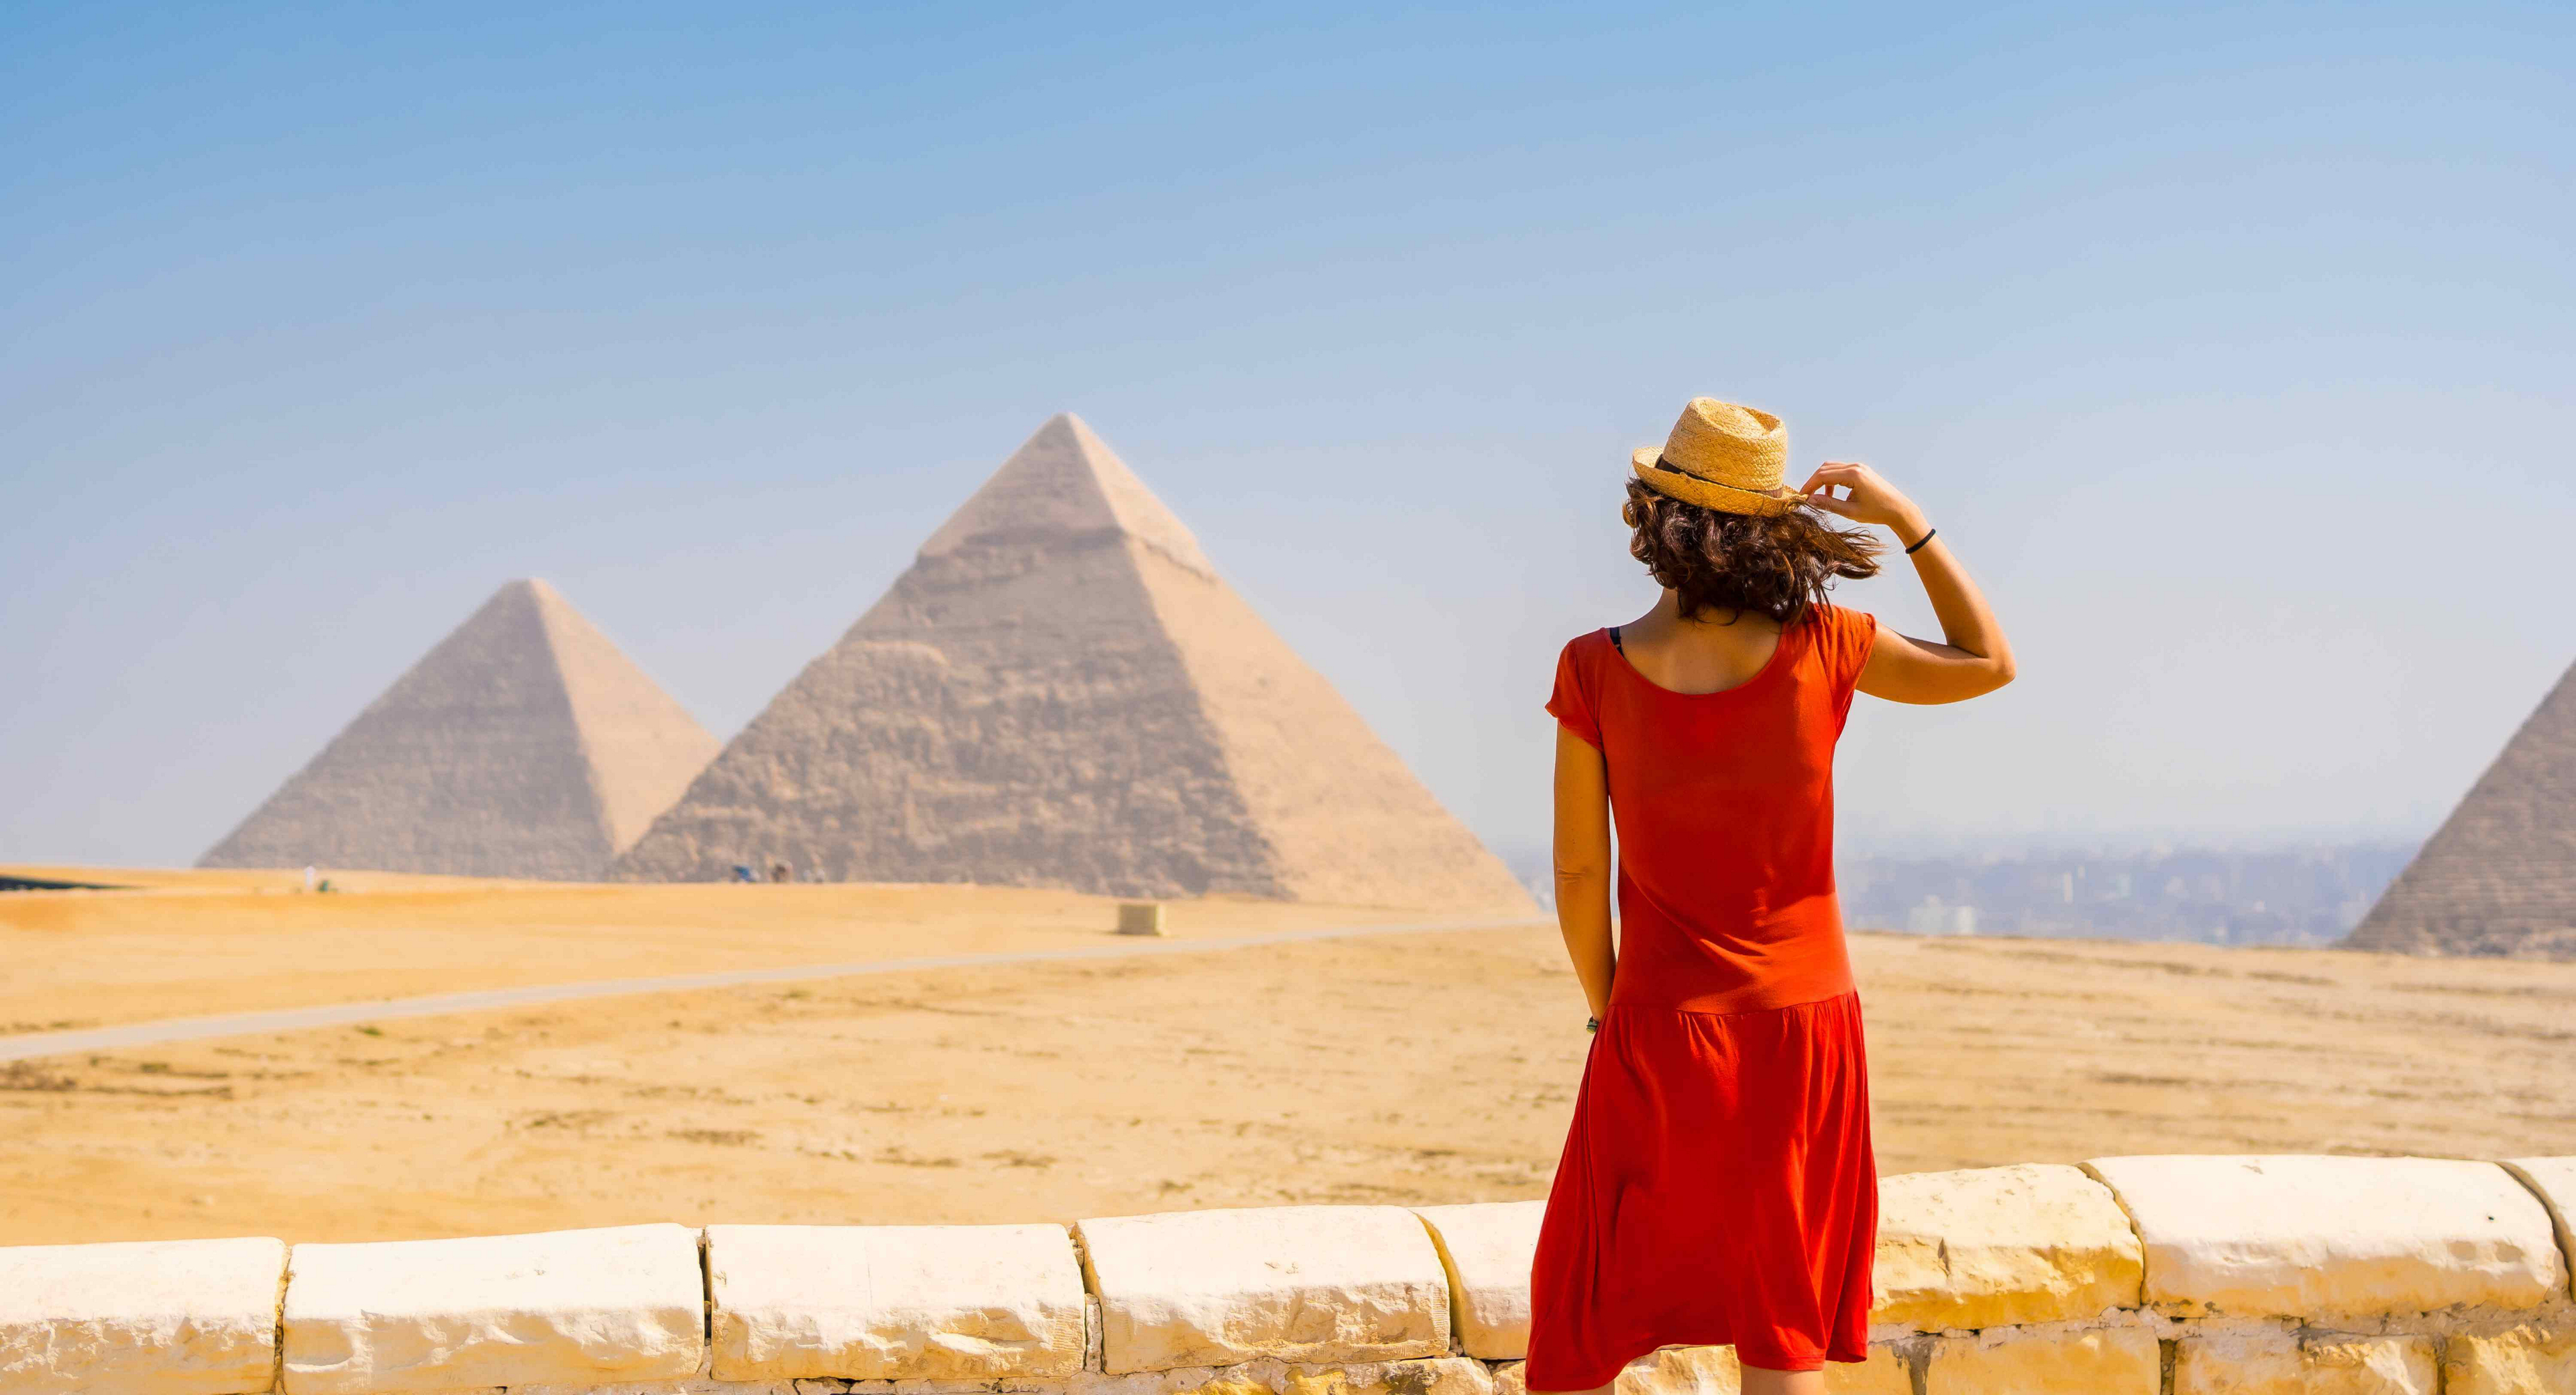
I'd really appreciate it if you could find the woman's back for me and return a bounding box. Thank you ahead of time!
[1609,609,1782,696]
[1549,605,1877,1015]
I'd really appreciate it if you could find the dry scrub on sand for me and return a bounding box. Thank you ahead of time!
[4,872,2574,1245]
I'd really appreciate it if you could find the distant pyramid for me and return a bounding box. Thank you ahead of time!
[2345,656,2576,959]
[613,414,1534,912]
[201,580,719,880]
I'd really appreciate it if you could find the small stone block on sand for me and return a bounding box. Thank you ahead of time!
[1117,903,1167,935]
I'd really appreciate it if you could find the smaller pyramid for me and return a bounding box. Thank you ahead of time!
[201,580,719,880]
[2346,656,2576,959]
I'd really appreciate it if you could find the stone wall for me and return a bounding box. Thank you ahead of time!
[6,1155,2573,1395]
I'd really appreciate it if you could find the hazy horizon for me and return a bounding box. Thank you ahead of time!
[8,3,2571,868]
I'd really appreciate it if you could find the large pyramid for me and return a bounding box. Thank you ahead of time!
[202,580,720,880]
[612,414,1534,913]
[2346,654,2576,959]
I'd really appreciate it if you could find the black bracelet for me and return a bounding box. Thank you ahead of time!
[1904,526,1937,555]
[1586,1017,1600,1033]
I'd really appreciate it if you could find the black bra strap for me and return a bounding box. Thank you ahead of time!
[1608,625,1624,654]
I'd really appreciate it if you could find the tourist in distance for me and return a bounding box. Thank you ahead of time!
[1528,399,2015,1395]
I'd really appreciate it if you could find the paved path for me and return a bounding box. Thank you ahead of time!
[0,916,1543,1064]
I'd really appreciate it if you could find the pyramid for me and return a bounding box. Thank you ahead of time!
[2345,655,2576,959]
[201,580,720,880]
[612,414,1535,913]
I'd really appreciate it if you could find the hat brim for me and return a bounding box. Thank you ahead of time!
[1631,448,1806,517]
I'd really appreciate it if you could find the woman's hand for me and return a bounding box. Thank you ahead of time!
[1799,462,1929,546]
[1810,461,2019,704]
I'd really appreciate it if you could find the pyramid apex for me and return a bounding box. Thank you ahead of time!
[918,415,1216,578]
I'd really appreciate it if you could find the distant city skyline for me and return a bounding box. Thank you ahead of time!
[1493,835,2420,948]
[7,3,2571,866]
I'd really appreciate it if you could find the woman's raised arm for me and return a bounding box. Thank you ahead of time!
[1800,461,2015,706]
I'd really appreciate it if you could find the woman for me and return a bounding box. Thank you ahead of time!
[1527,399,2014,1395]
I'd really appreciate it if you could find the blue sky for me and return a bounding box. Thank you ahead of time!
[6,1,2571,866]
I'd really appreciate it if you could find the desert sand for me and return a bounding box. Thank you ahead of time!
[5,869,2573,1246]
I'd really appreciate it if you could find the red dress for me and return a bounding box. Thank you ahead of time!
[1525,605,1880,1386]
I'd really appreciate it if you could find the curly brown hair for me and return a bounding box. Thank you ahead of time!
[1623,478,1881,625]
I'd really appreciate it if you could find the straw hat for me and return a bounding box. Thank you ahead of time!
[1630,398,1805,517]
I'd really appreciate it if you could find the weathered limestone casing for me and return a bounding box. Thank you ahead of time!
[1411,1202,1543,1359]
[1870,1161,2143,1329]
[280,1223,704,1394]
[0,1236,285,1395]
[2174,1329,2438,1394]
[706,1223,1087,1382]
[2085,1155,2567,1318]
[1076,1206,1450,1373]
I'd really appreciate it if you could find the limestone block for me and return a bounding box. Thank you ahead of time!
[1922,1327,2157,1394]
[1411,1202,1543,1359]
[1067,1356,1491,1395]
[1871,1162,2143,1330]
[2444,1324,2576,1395]
[1610,1345,1906,1395]
[1076,1207,1449,1373]
[2085,1155,2565,1318]
[1823,1348,1912,1395]
[281,1223,704,1394]
[2502,1157,2576,1300]
[828,1380,1064,1395]
[0,1235,286,1395]
[1489,1361,1525,1395]
[1613,1345,1736,1395]
[517,1378,795,1395]
[706,1223,1085,1381]
[2174,1329,2436,1394]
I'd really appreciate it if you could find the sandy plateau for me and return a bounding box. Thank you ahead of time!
[5,868,2574,1247]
